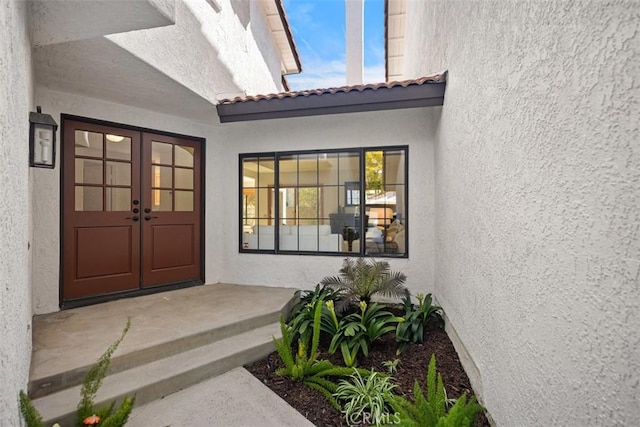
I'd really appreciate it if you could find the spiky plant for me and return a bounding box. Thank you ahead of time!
[389,354,484,427]
[273,299,370,409]
[320,257,407,312]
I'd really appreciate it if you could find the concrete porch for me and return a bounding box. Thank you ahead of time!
[28,283,309,426]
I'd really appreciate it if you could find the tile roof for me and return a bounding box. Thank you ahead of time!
[218,73,446,105]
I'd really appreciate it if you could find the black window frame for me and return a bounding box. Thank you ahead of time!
[239,146,408,258]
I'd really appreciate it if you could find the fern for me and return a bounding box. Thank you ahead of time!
[390,354,483,427]
[18,390,44,427]
[99,396,136,427]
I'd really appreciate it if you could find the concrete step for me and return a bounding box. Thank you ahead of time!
[29,293,296,399]
[33,322,282,426]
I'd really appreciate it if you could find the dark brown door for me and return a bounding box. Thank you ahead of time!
[62,120,202,300]
[141,133,201,287]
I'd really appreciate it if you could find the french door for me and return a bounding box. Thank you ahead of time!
[62,119,202,300]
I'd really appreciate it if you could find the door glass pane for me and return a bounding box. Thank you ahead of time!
[106,161,131,186]
[105,188,131,211]
[175,191,194,211]
[75,131,103,158]
[152,141,172,165]
[152,165,172,188]
[152,189,172,211]
[75,186,103,211]
[106,135,131,161]
[75,159,103,184]
[175,145,194,167]
[175,168,194,189]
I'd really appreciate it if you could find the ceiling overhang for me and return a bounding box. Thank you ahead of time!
[216,74,446,123]
[29,0,175,47]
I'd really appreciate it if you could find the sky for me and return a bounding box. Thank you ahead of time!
[282,0,385,91]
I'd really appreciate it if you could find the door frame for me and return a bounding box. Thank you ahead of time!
[59,114,206,309]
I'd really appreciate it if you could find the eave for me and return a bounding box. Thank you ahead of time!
[216,73,446,123]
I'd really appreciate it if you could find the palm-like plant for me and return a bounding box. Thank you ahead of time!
[321,257,407,312]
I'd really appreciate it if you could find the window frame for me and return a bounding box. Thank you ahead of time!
[239,146,408,258]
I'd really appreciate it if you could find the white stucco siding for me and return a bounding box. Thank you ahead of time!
[216,108,437,296]
[106,0,284,104]
[0,0,33,423]
[31,88,226,314]
[403,0,639,425]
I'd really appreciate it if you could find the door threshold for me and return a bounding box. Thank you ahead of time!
[60,280,203,310]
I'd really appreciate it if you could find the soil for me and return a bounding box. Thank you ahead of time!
[246,319,490,426]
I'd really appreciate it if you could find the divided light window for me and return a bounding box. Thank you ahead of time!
[240,147,408,257]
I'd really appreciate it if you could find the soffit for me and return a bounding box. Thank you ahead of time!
[29,0,175,47]
[385,0,406,81]
[261,0,302,75]
[216,73,447,123]
[34,37,219,123]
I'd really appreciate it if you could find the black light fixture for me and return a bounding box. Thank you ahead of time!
[29,106,58,168]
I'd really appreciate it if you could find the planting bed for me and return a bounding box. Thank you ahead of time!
[246,320,490,426]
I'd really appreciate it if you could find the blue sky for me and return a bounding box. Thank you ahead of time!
[282,0,385,91]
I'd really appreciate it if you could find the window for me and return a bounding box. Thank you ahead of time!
[240,147,408,256]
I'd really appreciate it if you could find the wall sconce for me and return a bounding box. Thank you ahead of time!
[29,106,58,168]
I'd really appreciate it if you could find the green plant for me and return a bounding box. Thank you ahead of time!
[334,369,396,426]
[19,320,135,427]
[273,301,369,409]
[288,284,341,346]
[18,391,44,427]
[396,293,444,351]
[320,257,407,313]
[328,301,403,367]
[389,354,483,427]
[382,359,400,375]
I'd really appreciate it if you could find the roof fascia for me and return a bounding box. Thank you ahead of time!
[217,82,445,123]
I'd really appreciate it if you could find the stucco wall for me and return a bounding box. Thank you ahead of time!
[402,0,640,425]
[31,91,438,313]
[216,108,437,296]
[0,0,33,423]
[106,0,284,102]
[31,88,226,314]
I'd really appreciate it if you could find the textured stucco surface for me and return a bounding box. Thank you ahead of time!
[217,108,437,296]
[32,88,226,314]
[402,0,640,425]
[31,93,438,312]
[106,0,284,102]
[0,0,33,423]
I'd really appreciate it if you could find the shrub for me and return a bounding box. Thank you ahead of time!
[389,354,483,427]
[320,257,407,313]
[328,301,403,367]
[288,284,341,346]
[273,301,369,409]
[396,293,444,351]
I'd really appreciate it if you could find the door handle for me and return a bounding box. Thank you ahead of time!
[144,215,159,221]
[125,216,140,222]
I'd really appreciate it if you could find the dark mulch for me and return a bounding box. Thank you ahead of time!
[246,319,490,426]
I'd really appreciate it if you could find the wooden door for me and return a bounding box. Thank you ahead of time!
[62,120,202,301]
[62,120,141,299]
[141,133,201,287]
